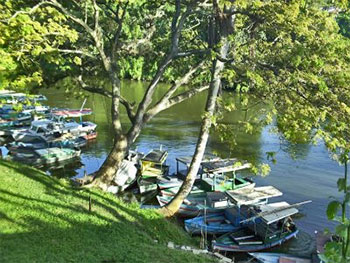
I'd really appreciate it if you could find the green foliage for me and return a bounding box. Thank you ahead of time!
[323,154,350,262]
[327,200,341,220]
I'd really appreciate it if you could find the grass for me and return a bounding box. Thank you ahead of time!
[0,160,215,263]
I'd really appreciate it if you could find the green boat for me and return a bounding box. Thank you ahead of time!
[200,158,254,192]
[7,147,81,167]
[137,148,169,194]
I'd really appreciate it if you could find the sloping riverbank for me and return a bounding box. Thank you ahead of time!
[0,160,215,263]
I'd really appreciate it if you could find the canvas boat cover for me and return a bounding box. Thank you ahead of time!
[226,186,283,206]
[201,158,252,174]
[175,154,221,167]
[258,202,299,224]
[142,149,168,164]
[51,108,93,118]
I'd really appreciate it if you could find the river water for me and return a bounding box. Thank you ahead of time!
[40,80,343,253]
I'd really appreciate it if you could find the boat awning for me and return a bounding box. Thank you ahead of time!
[259,202,299,224]
[142,149,168,164]
[51,108,93,118]
[201,158,251,173]
[175,154,220,167]
[225,186,283,206]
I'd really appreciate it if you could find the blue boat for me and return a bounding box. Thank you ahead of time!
[184,206,249,235]
[212,202,301,252]
[156,193,227,218]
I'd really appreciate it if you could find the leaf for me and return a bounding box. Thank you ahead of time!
[327,201,341,220]
[73,56,82,66]
[335,224,347,238]
[337,178,346,191]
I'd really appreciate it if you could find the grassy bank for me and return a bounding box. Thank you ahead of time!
[0,160,214,263]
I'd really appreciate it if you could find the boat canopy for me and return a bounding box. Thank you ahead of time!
[175,154,220,168]
[142,149,168,164]
[201,158,251,174]
[225,186,283,206]
[258,202,299,224]
[51,108,93,118]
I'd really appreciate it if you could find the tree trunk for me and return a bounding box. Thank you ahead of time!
[92,79,128,189]
[159,43,231,217]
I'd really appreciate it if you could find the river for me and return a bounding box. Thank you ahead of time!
[40,80,343,254]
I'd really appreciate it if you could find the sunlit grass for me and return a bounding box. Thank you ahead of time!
[0,160,215,263]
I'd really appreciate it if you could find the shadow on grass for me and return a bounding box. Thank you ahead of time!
[0,160,211,263]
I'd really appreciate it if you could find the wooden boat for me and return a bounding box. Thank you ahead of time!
[7,136,87,153]
[141,149,168,167]
[141,164,169,178]
[0,92,47,104]
[249,252,311,263]
[200,176,255,192]
[157,176,183,189]
[0,112,32,128]
[51,106,97,135]
[183,186,283,235]
[137,177,158,194]
[226,186,283,206]
[51,108,93,118]
[175,154,221,179]
[156,193,228,217]
[137,148,169,194]
[200,158,254,192]
[83,130,98,140]
[7,147,81,167]
[11,115,95,143]
[212,202,301,252]
[159,185,205,197]
[184,206,252,235]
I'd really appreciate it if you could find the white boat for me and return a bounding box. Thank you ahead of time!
[12,118,90,143]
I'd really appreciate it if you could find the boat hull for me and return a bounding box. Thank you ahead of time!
[212,230,299,252]
[184,213,240,235]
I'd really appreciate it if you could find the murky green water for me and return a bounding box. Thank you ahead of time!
[41,80,343,244]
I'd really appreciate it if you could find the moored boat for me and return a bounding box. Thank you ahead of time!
[212,201,302,252]
[7,147,81,167]
[249,252,311,263]
[184,206,251,235]
[137,177,158,194]
[156,192,228,218]
[200,158,254,192]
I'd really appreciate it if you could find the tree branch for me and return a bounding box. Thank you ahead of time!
[91,0,100,32]
[127,0,194,142]
[176,49,209,58]
[166,85,210,111]
[146,61,206,119]
[144,85,209,123]
[77,75,135,122]
[112,1,129,60]
[48,0,95,37]
[1,1,49,23]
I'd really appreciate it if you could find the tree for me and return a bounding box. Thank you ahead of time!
[160,0,350,215]
[159,1,233,216]
[0,0,214,188]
